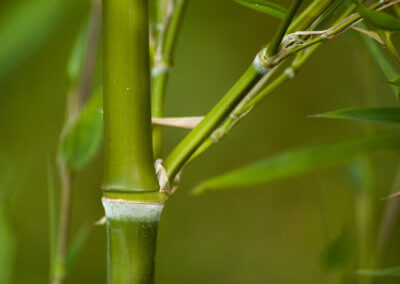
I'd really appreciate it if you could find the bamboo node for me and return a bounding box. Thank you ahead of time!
[253,53,272,74]
[152,60,171,77]
[284,68,295,79]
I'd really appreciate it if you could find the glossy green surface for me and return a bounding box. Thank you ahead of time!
[107,217,160,284]
[102,0,158,192]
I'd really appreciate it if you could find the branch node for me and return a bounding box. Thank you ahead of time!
[155,159,170,194]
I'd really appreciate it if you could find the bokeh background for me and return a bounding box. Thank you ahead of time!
[1,0,400,283]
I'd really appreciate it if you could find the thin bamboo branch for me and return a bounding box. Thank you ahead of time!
[164,65,263,180]
[52,161,73,284]
[79,0,102,105]
[183,2,358,165]
[267,0,303,57]
[52,2,101,283]
[152,0,187,158]
[163,0,343,180]
[377,164,400,253]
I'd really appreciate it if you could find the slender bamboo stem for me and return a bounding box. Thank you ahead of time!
[377,163,400,253]
[163,0,337,178]
[185,2,357,164]
[288,0,333,33]
[267,0,303,58]
[152,0,187,158]
[164,65,263,180]
[188,46,319,162]
[52,2,102,283]
[103,0,166,283]
[52,161,73,284]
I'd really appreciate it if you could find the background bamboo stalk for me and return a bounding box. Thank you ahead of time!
[151,0,187,158]
[52,1,102,282]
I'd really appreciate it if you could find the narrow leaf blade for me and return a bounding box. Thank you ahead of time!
[314,107,400,124]
[358,266,400,277]
[193,133,400,194]
[233,0,287,19]
[359,8,400,31]
[362,32,400,100]
[59,88,103,170]
[0,0,68,81]
[67,20,89,85]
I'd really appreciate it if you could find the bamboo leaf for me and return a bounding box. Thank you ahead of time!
[59,89,103,170]
[233,0,287,19]
[313,107,400,124]
[66,224,91,273]
[67,21,89,85]
[362,32,400,100]
[388,73,400,86]
[0,0,68,81]
[192,133,400,194]
[358,266,400,277]
[359,8,400,31]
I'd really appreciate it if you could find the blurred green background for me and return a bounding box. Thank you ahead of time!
[1,0,400,283]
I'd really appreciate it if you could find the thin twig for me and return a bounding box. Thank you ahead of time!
[377,164,400,253]
[52,1,102,283]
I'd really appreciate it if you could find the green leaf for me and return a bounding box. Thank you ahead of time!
[358,266,400,277]
[59,88,103,170]
[233,0,287,19]
[67,20,89,85]
[359,7,400,31]
[66,224,91,273]
[314,107,400,124]
[192,133,400,194]
[388,73,400,86]
[47,159,58,280]
[362,31,400,100]
[321,229,355,271]
[0,0,69,82]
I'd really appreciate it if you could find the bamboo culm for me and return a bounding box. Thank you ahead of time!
[103,0,166,283]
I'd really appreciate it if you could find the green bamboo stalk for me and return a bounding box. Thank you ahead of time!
[288,0,333,32]
[267,0,303,58]
[164,64,264,180]
[185,2,357,164]
[152,0,187,158]
[103,0,157,192]
[163,0,346,179]
[102,0,166,283]
[103,199,163,284]
[187,45,319,162]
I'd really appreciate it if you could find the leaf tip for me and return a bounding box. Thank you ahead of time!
[308,113,323,118]
[190,185,206,196]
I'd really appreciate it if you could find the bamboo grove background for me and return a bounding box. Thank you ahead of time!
[1,0,400,283]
